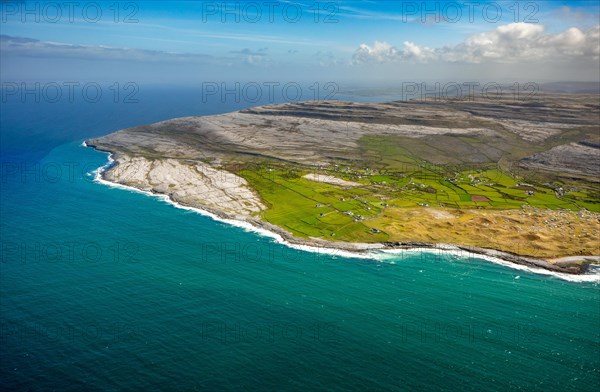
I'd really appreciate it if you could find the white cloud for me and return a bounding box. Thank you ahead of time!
[353,41,398,63]
[401,41,435,61]
[353,23,600,64]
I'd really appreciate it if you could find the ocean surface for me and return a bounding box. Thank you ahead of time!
[1,87,599,391]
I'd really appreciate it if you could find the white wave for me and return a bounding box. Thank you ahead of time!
[89,152,377,261]
[88,152,600,283]
[165,200,378,260]
[378,248,600,283]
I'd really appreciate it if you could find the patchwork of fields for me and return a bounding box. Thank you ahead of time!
[238,148,599,257]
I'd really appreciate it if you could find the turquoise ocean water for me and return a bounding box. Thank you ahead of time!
[1,90,599,391]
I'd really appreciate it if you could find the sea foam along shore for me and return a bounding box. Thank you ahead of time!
[85,144,599,283]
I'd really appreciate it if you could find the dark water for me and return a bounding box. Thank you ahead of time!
[1,88,599,391]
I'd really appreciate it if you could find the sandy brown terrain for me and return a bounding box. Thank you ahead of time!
[367,206,599,259]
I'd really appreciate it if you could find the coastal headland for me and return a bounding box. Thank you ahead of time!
[87,94,600,275]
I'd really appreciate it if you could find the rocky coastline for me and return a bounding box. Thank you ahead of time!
[87,145,596,276]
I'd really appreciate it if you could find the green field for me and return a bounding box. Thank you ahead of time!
[236,152,599,243]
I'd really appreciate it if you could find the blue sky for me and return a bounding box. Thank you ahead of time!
[1,1,599,84]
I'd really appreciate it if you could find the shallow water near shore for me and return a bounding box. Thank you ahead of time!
[2,93,599,391]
